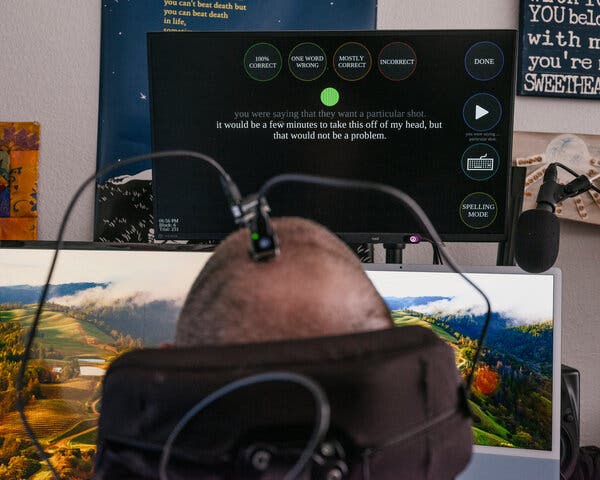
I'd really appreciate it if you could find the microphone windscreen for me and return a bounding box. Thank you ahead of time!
[515,209,560,273]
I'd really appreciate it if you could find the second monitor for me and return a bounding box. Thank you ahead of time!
[148,30,516,242]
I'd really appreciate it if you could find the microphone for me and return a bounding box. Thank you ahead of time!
[515,164,561,273]
[515,208,559,274]
[515,163,594,273]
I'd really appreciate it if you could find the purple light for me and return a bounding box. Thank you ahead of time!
[408,234,421,244]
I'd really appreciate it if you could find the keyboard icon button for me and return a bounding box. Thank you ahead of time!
[461,144,500,181]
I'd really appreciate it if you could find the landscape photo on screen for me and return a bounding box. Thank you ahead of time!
[367,270,554,451]
[0,249,210,479]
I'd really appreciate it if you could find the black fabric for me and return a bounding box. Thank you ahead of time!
[570,447,600,480]
[94,327,472,479]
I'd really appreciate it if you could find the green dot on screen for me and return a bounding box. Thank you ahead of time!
[321,87,339,107]
[251,233,260,240]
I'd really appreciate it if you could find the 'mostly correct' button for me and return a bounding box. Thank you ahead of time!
[334,42,372,81]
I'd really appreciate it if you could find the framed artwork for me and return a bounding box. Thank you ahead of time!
[95,0,377,242]
[0,122,39,240]
[513,131,600,226]
[518,0,600,99]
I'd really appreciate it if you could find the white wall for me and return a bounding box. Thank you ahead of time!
[0,0,598,445]
[0,1,100,241]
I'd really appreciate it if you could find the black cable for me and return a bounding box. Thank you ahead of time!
[258,174,491,392]
[555,162,581,178]
[16,150,239,480]
[361,450,372,480]
[555,162,600,194]
[420,236,443,265]
[434,244,443,265]
[374,407,458,451]
[158,372,330,480]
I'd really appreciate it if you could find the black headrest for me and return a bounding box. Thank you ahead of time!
[95,326,472,479]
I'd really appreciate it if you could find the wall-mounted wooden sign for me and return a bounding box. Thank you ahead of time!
[518,0,600,99]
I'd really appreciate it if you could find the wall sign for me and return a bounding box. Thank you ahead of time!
[518,0,600,99]
[95,0,376,243]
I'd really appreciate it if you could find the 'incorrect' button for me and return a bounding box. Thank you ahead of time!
[378,42,417,81]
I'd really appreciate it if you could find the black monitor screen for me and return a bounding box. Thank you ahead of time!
[148,30,516,242]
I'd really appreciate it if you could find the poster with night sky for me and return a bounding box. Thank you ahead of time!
[95,0,377,242]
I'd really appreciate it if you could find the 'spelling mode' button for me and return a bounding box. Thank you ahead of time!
[459,192,498,229]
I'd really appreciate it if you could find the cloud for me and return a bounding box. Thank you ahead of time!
[411,297,487,317]
[408,294,550,325]
[50,283,185,307]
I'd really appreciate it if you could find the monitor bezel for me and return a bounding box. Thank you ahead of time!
[147,29,518,244]
[363,263,561,459]
[0,240,215,253]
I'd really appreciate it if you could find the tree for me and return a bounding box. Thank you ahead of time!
[0,455,40,480]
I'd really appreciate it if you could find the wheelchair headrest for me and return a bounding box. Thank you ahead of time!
[95,326,472,479]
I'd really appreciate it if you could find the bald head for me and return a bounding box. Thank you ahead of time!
[176,217,391,346]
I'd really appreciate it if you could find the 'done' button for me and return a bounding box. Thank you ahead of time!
[465,41,504,81]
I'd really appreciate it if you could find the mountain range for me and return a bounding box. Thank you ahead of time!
[0,283,109,304]
[383,296,450,311]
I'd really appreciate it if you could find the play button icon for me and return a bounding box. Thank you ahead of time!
[463,93,502,132]
[475,105,489,120]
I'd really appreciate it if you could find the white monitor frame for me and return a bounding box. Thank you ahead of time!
[363,264,561,461]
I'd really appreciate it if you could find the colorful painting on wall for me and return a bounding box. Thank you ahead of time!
[0,122,39,240]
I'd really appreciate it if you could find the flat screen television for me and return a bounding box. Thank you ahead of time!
[148,30,517,243]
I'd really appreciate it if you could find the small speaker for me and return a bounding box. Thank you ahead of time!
[561,364,580,479]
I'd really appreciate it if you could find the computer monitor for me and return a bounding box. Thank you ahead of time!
[365,265,561,480]
[0,243,212,478]
[148,30,517,243]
